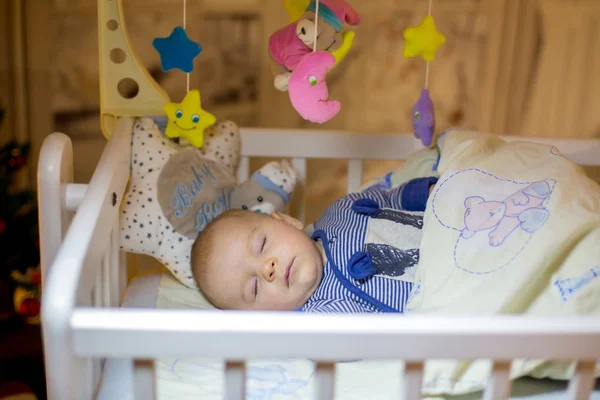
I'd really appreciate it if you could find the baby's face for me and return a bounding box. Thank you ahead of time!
[202,212,324,311]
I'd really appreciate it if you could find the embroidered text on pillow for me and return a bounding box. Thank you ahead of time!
[158,149,237,241]
[171,163,219,218]
[194,189,231,232]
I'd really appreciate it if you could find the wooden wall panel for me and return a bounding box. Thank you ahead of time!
[521,0,600,138]
[24,0,54,189]
[0,0,13,145]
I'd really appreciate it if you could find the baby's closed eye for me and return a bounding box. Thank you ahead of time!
[243,276,259,304]
[254,233,267,255]
[252,276,259,298]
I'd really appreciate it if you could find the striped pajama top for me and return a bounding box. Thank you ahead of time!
[300,177,437,314]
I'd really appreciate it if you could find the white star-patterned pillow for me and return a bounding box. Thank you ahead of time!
[120,117,240,288]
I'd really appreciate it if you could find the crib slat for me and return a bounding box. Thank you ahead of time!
[403,362,424,400]
[566,360,596,400]
[133,359,156,400]
[237,156,250,182]
[316,362,335,400]
[109,220,120,306]
[92,358,103,398]
[119,251,128,302]
[65,183,88,211]
[291,158,307,223]
[347,159,363,194]
[94,264,103,307]
[102,246,111,308]
[483,361,512,400]
[82,357,95,399]
[225,361,246,400]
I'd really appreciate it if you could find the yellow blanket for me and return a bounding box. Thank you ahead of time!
[407,129,600,396]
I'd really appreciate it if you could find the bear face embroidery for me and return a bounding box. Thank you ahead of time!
[461,181,551,247]
[462,197,506,239]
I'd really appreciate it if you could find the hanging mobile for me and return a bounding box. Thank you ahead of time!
[288,0,342,123]
[152,0,216,148]
[273,0,361,124]
[402,0,446,147]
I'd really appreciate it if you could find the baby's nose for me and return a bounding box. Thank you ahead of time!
[262,258,277,283]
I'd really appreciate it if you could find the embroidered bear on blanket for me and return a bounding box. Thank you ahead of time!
[461,181,551,247]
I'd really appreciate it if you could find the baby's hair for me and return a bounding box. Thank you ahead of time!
[191,209,253,305]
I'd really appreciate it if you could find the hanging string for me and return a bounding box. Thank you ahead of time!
[424,0,433,90]
[184,0,190,92]
[183,0,187,29]
[313,0,320,52]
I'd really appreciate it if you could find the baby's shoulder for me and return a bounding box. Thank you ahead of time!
[313,196,371,246]
[318,192,370,218]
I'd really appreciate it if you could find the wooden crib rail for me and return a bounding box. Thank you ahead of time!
[238,127,600,165]
[72,310,600,360]
[236,128,600,223]
[236,128,428,221]
[70,310,600,400]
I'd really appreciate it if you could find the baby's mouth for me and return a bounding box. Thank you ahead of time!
[284,257,295,288]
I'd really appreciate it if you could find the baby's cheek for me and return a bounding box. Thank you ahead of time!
[260,287,290,309]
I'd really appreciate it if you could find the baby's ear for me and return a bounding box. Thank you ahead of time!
[271,212,304,230]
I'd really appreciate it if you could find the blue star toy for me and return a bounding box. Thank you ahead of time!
[153,27,202,73]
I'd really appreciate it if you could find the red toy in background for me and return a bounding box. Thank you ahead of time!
[11,267,41,325]
[0,107,42,325]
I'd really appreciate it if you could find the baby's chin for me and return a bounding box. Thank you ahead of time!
[265,284,318,311]
[291,273,321,308]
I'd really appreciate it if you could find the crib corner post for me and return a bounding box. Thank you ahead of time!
[37,132,74,290]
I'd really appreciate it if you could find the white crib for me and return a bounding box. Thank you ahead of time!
[37,115,600,400]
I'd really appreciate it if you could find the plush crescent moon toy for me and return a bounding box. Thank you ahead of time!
[288,52,341,123]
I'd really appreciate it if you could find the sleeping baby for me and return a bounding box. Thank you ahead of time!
[191,177,438,313]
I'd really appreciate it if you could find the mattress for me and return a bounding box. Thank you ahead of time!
[96,273,600,399]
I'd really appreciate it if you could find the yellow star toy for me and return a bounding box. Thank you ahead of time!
[403,15,446,62]
[163,89,216,149]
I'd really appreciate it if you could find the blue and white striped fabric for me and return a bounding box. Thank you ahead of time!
[302,178,436,314]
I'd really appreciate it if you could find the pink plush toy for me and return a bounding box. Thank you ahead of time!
[288,51,341,124]
[268,0,361,92]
